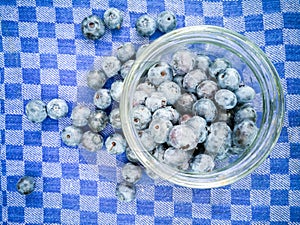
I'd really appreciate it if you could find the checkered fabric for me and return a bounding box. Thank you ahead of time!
[1,0,299,224]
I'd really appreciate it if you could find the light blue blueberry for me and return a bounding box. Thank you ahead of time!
[217,68,241,91]
[157,81,181,105]
[147,62,173,86]
[152,106,180,124]
[105,133,127,155]
[133,90,149,106]
[190,154,215,172]
[93,89,112,110]
[117,43,135,62]
[125,147,139,163]
[138,129,157,152]
[121,162,143,184]
[233,120,258,148]
[88,110,108,132]
[136,81,156,95]
[109,108,122,129]
[71,105,91,127]
[192,98,217,122]
[16,176,35,195]
[145,91,167,112]
[183,69,207,93]
[47,98,68,120]
[87,70,107,91]
[196,80,219,99]
[149,118,173,144]
[110,81,123,102]
[157,11,177,33]
[196,55,211,74]
[182,116,207,143]
[61,125,83,147]
[120,60,135,79]
[174,93,197,115]
[172,50,196,75]
[116,181,136,202]
[132,105,152,130]
[101,56,121,78]
[81,15,105,40]
[163,147,192,170]
[209,58,231,78]
[135,15,157,37]
[235,86,256,104]
[81,131,103,152]
[168,125,198,151]
[104,8,123,29]
[234,104,257,124]
[214,89,237,110]
[25,99,47,123]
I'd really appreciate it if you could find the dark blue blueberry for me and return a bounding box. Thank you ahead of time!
[17,176,35,195]
[157,11,177,33]
[135,15,157,37]
[81,15,105,40]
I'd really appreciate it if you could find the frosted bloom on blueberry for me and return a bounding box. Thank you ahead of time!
[190,154,215,172]
[233,120,258,148]
[138,129,157,152]
[47,98,68,120]
[171,50,196,75]
[157,11,177,33]
[81,131,103,152]
[163,147,192,170]
[25,99,47,123]
[234,104,257,124]
[121,162,143,184]
[132,105,152,130]
[71,105,91,127]
[168,125,198,151]
[183,69,207,93]
[235,86,256,104]
[81,15,105,40]
[93,89,112,110]
[135,15,157,37]
[147,62,173,86]
[117,43,135,63]
[17,176,35,195]
[105,133,127,155]
[214,89,237,110]
[87,70,107,90]
[196,80,219,99]
[192,98,217,122]
[145,91,167,112]
[149,118,173,144]
[104,8,123,29]
[182,116,207,143]
[120,60,135,79]
[157,81,181,105]
[101,56,121,78]
[133,90,149,106]
[109,108,122,129]
[152,106,180,124]
[61,125,83,147]
[136,81,156,95]
[174,93,197,115]
[116,181,136,202]
[209,58,231,78]
[196,55,211,73]
[88,110,108,132]
[217,68,241,91]
[110,81,123,102]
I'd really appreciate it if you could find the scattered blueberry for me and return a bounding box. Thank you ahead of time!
[190,154,215,172]
[88,110,108,132]
[61,125,83,147]
[104,8,123,29]
[132,105,152,130]
[87,70,107,91]
[109,108,122,129]
[116,43,135,63]
[110,81,123,102]
[147,62,173,86]
[145,91,167,112]
[135,15,157,37]
[120,60,135,79]
[93,89,112,110]
[217,68,241,91]
[81,15,105,40]
[196,80,219,99]
[149,118,173,144]
[168,125,198,151]
[157,11,177,33]
[105,133,127,155]
[172,50,196,75]
[214,89,237,110]
[121,162,143,184]
[115,181,136,202]
[192,98,217,122]
[235,86,256,104]
[71,105,91,127]
[183,69,207,93]
[157,81,181,105]
[47,98,68,120]
[101,56,121,78]
[16,176,35,195]
[232,120,258,148]
[81,131,103,152]
[25,99,47,123]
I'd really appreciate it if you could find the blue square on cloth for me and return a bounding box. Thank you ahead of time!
[21,38,39,53]
[231,189,250,205]
[42,147,59,162]
[192,189,210,203]
[204,17,223,27]
[0,99,4,114]
[223,0,243,17]
[0,68,3,84]
[18,7,37,22]
[26,192,43,208]
[146,0,165,13]
[4,53,21,67]
[58,39,76,55]
[44,208,61,223]
[2,160,6,175]
[273,62,284,78]
[62,194,80,210]
[252,206,270,221]
[262,0,281,13]
[42,117,59,132]
[74,24,85,40]
[5,83,22,99]
[112,27,131,43]
[109,0,127,11]
[1,21,19,37]
[290,207,300,222]
[62,163,79,179]
[290,175,300,190]
[245,15,264,32]
[271,190,288,205]
[0,37,3,52]
[137,200,154,216]
[80,211,98,224]
[38,23,56,38]
[283,13,300,29]
[76,55,94,70]
[25,161,42,177]
[155,217,173,224]
[232,221,250,225]
[192,218,210,225]
[8,207,24,222]
[24,131,42,146]
[56,8,74,24]
[270,158,289,174]
[36,0,53,6]
[212,205,231,220]
[6,115,22,130]
[6,145,23,160]
[265,29,283,45]
[251,174,270,189]
[174,202,192,218]
[288,110,300,127]
[23,68,40,84]
[7,176,21,191]
[184,0,203,16]
[72,0,90,7]
[287,79,300,94]
[95,40,112,56]
[285,45,300,61]
[117,214,135,225]
[40,54,58,69]
[155,186,173,201]
[59,70,77,86]
[290,143,300,159]
[43,177,61,192]
[80,180,97,196]
[41,85,59,100]
[99,198,117,213]
[0,0,16,5]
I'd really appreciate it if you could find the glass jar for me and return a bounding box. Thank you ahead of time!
[120,26,284,188]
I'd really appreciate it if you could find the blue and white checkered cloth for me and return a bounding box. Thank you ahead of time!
[1,0,299,224]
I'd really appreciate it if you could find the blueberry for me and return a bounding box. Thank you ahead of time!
[25,99,47,123]
[149,118,173,144]
[132,105,152,130]
[104,8,123,29]
[152,106,180,124]
[174,93,197,115]
[126,147,139,163]
[47,98,68,120]
[16,176,35,195]
[234,104,257,124]
[163,147,192,170]
[136,81,156,95]
[81,15,105,40]
[133,90,149,106]
[138,129,157,152]
[81,131,103,152]
[101,56,121,78]
[116,43,135,63]
[116,181,136,202]
[182,116,207,143]
[232,120,258,148]
[88,110,109,132]
[168,125,198,151]
[135,15,157,37]
[178,114,193,124]
[136,44,149,58]
[145,91,167,112]
[217,68,241,91]
[235,86,256,104]
[105,133,127,155]
[147,62,173,86]
[109,108,122,129]
[120,60,135,79]
[93,89,112,110]
[157,81,181,105]
[171,50,196,75]
[192,98,217,122]
[214,89,237,110]
[183,69,207,93]
[190,154,215,172]
[173,75,184,88]
[121,162,143,184]
[110,81,123,102]
[61,125,83,147]
[196,80,219,99]
[196,55,211,74]
[87,70,107,91]
[209,58,231,78]
[71,105,91,127]
[157,11,177,33]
